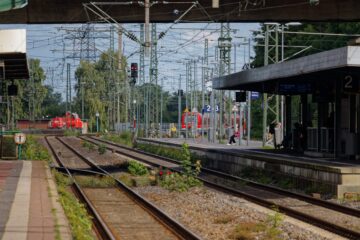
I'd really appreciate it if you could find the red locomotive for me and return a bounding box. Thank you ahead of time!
[49,112,83,129]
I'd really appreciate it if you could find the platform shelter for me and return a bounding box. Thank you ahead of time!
[213,46,360,159]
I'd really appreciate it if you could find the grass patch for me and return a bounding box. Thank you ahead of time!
[64,130,80,137]
[229,222,266,240]
[118,172,155,187]
[53,170,95,239]
[81,140,95,152]
[228,209,284,240]
[23,135,51,162]
[75,175,116,188]
[103,132,133,147]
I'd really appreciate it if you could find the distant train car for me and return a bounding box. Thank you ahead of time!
[49,117,65,129]
[49,112,83,129]
[181,112,202,129]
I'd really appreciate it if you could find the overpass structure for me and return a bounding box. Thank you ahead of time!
[0,0,359,24]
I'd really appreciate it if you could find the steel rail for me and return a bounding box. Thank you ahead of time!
[44,136,116,240]
[87,136,360,217]
[56,136,201,240]
[83,136,360,240]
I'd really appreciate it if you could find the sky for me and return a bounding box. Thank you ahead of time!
[0,22,259,99]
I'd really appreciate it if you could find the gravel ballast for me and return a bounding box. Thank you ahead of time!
[135,186,340,240]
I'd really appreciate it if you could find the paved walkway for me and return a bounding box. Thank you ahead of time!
[0,161,71,240]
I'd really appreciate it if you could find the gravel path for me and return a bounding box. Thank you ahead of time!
[135,186,340,240]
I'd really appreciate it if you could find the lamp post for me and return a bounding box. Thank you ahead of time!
[96,112,99,132]
[133,99,137,133]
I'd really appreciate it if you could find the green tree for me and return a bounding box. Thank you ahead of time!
[42,85,65,118]
[74,50,127,131]
[1,59,47,126]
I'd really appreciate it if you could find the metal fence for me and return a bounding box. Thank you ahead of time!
[307,127,333,152]
[320,127,332,152]
[114,122,174,137]
[307,127,318,151]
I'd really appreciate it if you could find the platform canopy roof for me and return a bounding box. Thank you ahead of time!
[0,29,29,80]
[212,46,360,95]
[0,0,360,23]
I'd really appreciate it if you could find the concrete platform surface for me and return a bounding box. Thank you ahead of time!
[0,161,71,240]
[146,138,360,169]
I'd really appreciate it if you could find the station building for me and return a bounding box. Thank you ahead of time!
[213,45,360,160]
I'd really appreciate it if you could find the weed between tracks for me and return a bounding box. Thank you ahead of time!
[113,143,203,192]
[53,170,95,240]
[228,207,284,240]
[75,175,116,188]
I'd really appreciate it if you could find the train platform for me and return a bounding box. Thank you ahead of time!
[138,137,360,197]
[0,160,71,240]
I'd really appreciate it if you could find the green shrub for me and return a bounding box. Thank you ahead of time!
[155,143,202,192]
[97,144,106,155]
[23,135,51,161]
[160,172,202,192]
[128,160,149,176]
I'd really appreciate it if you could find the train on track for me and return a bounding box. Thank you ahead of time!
[181,111,246,131]
[49,112,83,129]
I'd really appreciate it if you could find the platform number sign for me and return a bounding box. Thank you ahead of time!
[343,75,359,93]
[14,133,26,145]
[203,105,219,113]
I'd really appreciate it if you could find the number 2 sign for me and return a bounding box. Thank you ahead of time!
[343,75,359,93]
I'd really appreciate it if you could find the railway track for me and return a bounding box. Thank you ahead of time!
[81,135,360,240]
[45,136,201,240]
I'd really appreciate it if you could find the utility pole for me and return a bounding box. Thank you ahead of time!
[140,24,145,134]
[263,24,280,146]
[178,75,182,138]
[144,0,150,56]
[185,61,190,139]
[67,63,71,114]
[204,39,210,141]
[30,62,35,122]
[247,38,251,145]
[160,77,164,135]
[149,23,158,133]
[117,28,122,127]
[218,22,232,141]
[81,80,84,119]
